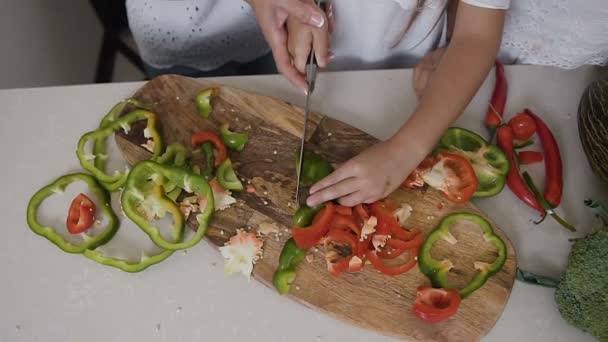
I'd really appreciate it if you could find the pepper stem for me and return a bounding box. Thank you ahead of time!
[522,171,576,232]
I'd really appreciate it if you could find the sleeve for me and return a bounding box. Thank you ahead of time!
[460,0,510,10]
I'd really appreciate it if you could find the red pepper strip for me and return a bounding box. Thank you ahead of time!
[67,193,96,234]
[524,109,563,208]
[325,229,358,276]
[366,247,418,276]
[387,232,424,250]
[293,202,335,249]
[335,205,353,216]
[496,126,546,215]
[355,204,369,221]
[485,61,507,130]
[518,151,543,165]
[191,131,227,167]
[330,214,361,236]
[377,245,407,259]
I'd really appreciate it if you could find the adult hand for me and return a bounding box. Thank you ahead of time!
[247,0,327,94]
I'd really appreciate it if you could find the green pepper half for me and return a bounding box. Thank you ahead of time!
[26,173,119,254]
[418,212,507,298]
[122,160,214,251]
[220,123,249,152]
[296,150,334,185]
[438,127,509,197]
[76,110,163,191]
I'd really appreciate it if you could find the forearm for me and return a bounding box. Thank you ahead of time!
[392,38,499,159]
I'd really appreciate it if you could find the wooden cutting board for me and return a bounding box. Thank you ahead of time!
[115,74,517,341]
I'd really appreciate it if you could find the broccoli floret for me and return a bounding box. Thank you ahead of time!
[554,230,608,341]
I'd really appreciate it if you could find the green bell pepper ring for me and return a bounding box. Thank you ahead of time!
[273,205,319,294]
[77,110,163,191]
[83,248,175,273]
[122,160,214,251]
[195,87,219,118]
[26,173,119,254]
[418,212,507,298]
[216,158,244,191]
[295,150,334,185]
[83,182,184,273]
[219,123,249,152]
[93,99,152,171]
[438,127,510,198]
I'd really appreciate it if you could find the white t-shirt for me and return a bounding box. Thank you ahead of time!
[126,0,608,72]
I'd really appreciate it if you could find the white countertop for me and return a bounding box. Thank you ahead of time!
[1,65,607,342]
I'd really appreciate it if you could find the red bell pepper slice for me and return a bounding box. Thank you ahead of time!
[334,205,353,216]
[191,131,227,167]
[518,151,543,165]
[377,233,424,259]
[330,214,361,236]
[370,201,419,240]
[324,228,359,276]
[67,193,96,234]
[430,153,479,204]
[293,202,335,249]
[366,247,418,276]
[354,204,369,221]
[412,286,461,323]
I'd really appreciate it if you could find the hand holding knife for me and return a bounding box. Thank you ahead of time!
[295,0,327,207]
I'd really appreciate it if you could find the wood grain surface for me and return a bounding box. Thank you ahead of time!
[115,74,517,341]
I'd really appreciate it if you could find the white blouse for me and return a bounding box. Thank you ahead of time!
[126,0,607,72]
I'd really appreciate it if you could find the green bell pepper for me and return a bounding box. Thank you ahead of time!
[216,158,243,191]
[26,173,119,254]
[418,212,507,298]
[219,123,249,151]
[77,110,163,191]
[296,150,334,185]
[84,182,184,273]
[438,127,509,197]
[200,142,215,181]
[155,143,189,167]
[273,205,319,294]
[121,160,214,251]
[195,87,219,118]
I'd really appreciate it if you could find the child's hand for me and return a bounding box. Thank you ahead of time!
[306,139,426,207]
[286,1,333,78]
[247,0,326,93]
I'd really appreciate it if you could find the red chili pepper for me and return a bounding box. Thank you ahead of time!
[524,109,563,208]
[191,131,227,167]
[496,126,546,215]
[518,151,543,165]
[485,61,507,130]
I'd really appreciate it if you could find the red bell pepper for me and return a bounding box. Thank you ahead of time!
[191,131,227,167]
[412,286,462,323]
[292,202,335,249]
[67,193,96,234]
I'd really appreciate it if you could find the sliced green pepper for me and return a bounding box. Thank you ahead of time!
[77,110,163,191]
[296,150,334,185]
[26,173,119,253]
[216,158,243,191]
[219,123,249,151]
[195,87,219,118]
[155,143,189,167]
[84,183,183,273]
[199,142,215,181]
[438,127,509,197]
[93,98,152,172]
[122,160,214,251]
[418,212,507,298]
[273,206,319,295]
[292,205,322,227]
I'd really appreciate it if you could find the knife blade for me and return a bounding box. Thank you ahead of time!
[296,0,325,206]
